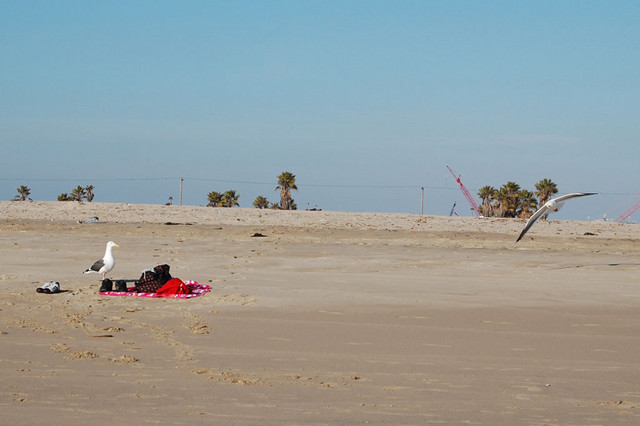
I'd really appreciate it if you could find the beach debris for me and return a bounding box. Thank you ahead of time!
[251,232,267,237]
[77,216,99,224]
[516,193,597,242]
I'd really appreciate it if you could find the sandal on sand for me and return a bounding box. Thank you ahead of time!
[37,281,60,294]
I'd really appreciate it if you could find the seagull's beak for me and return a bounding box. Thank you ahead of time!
[114,244,119,248]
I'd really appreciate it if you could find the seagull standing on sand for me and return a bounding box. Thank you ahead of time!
[516,193,597,243]
[84,241,119,279]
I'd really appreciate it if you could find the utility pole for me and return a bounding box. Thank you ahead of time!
[421,187,424,215]
[179,178,183,206]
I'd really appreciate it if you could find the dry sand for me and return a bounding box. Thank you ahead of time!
[1,201,640,425]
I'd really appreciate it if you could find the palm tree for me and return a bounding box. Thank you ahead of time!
[535,178,558,220]
[535,178,558,205]
[477,186,497,217]
[253,195,270,209]
[14,185,31,201]
[497,181,521,217]
[221,190,240,207]
[85,185,95,202]
[276,171,298,210]
[70,186,86,202]
[518,190,538,218]
[207,191,222,207]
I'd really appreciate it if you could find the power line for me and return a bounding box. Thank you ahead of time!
[184,178,275,186]
[299,183,439,189]
[0,177,178,182]
[0,176,638,195]
[0,176,454,190]
[176,178,436,189]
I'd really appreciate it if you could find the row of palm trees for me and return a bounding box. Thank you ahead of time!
[12,174,557,219]
[477,178,558,218]
[207,171,299,209]
[206,190,240,208]
[57,185,95,202]
[11,172,300,209]
[14,185,95,202]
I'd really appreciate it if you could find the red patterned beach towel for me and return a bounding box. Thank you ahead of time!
[100,280,210,299]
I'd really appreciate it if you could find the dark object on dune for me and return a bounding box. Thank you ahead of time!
[77,216,99,224]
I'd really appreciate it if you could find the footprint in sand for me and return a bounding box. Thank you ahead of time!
[108,355,139,363]
[50,342,69,353]
[189,322,209,334]
[66,351,99,360]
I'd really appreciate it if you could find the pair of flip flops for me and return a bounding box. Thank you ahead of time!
[36,281,60,294]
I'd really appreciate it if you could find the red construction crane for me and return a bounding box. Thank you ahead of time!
[447,166,481,217]
[616,198,640,222]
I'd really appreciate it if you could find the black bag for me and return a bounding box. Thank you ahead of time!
[135,264,172,293]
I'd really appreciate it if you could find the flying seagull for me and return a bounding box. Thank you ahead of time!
[84,241,119,279]
[516,193,597,243]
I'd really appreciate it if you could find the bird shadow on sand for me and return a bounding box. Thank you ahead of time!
[606,263,640,267]
[549,263,640,269]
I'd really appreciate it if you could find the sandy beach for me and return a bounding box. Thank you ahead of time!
[1,201,640,425]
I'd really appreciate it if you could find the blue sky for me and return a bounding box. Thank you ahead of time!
[1,1,638,220]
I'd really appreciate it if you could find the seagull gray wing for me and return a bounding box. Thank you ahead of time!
[552,192,597,203]
[88,258,105,272]
[516,205,548,242]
